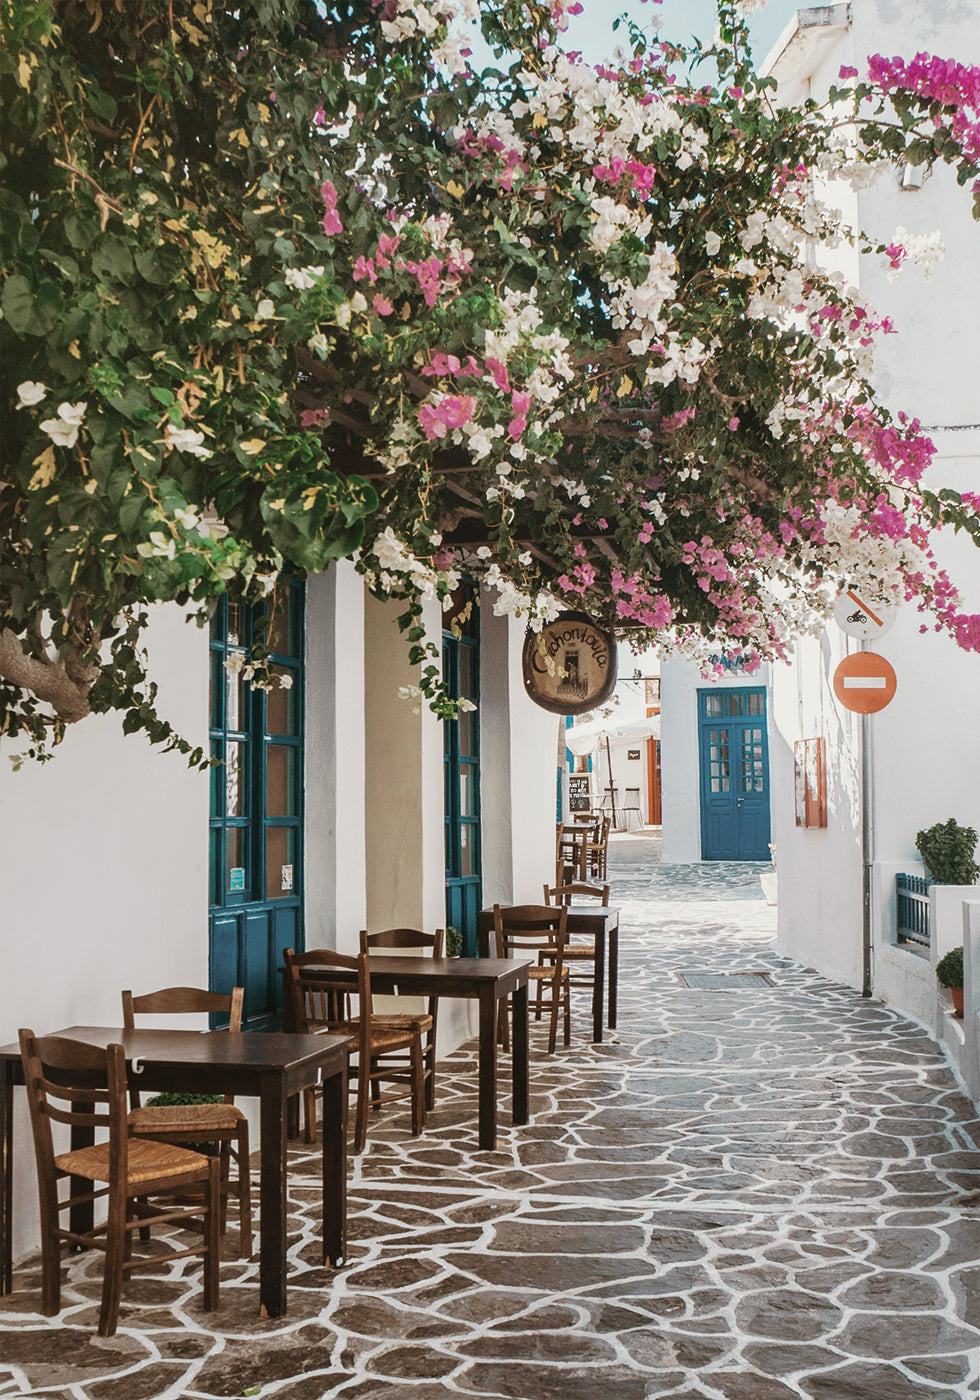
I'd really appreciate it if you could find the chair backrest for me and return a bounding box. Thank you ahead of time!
[283,946,370,1044]
[122,986,244,1032]
[543,881,611,906]
[555,825,589,880]
[492,904,568,965]
[359,928,445,958]
[19,1030,129,1185]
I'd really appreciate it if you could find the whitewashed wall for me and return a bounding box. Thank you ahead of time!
[480,608,564,907]
[766,1,980,1019]
[305,562,367,951]
[0,605,210,1265]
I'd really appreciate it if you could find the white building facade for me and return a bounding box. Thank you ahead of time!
[0,565,558,1263]
[763,1,980,1094]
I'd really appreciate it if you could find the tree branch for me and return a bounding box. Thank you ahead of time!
[0,630,98,725]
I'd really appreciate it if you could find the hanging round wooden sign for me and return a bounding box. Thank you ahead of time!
[521,611,618,715]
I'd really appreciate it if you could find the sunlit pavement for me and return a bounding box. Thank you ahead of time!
[2,833,979,1399]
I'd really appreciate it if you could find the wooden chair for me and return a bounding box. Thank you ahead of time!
[121,986,253,1258]
[492,904,570,1054]
[585,813,612,880]
[555,823,589,885]
[283,947,427,1153]
[541,881,611,1005]
[359,928,444,1111]
[18,1029,220,1338]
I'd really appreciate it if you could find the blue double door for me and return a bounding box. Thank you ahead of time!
[698,687,771,861]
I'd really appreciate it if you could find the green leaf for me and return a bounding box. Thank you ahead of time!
[0,275,34,334]
[64,211,100,250]
[92,238,136,286]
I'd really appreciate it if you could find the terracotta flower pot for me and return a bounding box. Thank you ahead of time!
[951,985,964,1018]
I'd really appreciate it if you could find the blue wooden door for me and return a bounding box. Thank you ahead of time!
[209,581,304,1026]
[443,593,482,956]
[698,688,771,860]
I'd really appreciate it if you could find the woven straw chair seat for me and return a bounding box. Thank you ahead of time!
[529,964,570,980]
[55,1137,210,1185]
[371,1012,434,1033]
[128,1102,244,1133]
[561,944,596,959]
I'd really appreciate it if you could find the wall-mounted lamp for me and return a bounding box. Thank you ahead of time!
[900,163,929,190]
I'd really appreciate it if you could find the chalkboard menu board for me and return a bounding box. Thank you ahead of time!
[568,776,592,812]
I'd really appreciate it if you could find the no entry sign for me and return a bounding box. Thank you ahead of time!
[832,651,897,714]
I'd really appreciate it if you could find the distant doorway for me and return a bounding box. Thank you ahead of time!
[697,688,771,860]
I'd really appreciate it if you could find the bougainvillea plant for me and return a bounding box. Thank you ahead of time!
[2,0,980,762]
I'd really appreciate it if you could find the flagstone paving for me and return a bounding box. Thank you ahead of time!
[2,834,979,1399]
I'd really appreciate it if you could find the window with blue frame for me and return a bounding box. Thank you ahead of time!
[208,579,304,1023]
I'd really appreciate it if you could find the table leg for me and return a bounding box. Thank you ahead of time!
[0,1062,12,1294]
[477,987,498,1150]
[320,1060,348,1267]
[592,925,606,1044]
[258,1072,289,1319]
[608,925,619,1029]
[511,982,529,1127]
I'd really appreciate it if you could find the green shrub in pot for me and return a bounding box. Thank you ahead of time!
[445,926,463,957]
[935,945,964,989]
[915,819,979,885]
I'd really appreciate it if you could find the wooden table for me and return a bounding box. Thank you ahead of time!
[477,906,620,1043]
[0,1026,350,1320]
[284,956,530,1151]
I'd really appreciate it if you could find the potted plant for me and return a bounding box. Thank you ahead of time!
[935,945,965,1018]
[445,926,463,957]
[915,819,979,885]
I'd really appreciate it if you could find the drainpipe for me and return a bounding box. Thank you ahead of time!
[861,643,874,998]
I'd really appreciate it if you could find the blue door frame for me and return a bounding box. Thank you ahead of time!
[208,581,304,1026]
[698,687,771,861]
[443,594,482,956]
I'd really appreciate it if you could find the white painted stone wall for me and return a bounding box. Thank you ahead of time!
[0,604,210,1265]
[305,562,367,951]
[480,607,564,907]
[766,1,980,1024]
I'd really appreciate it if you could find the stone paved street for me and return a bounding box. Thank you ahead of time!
[2,834,979,1398]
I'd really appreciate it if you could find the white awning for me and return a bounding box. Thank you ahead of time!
[566,715,660,756]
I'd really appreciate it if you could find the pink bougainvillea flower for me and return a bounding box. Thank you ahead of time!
[418,395,477,440]
[320,179,342,236]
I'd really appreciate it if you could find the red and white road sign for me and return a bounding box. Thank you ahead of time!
[832,651,897,714]
[833,587,896,641]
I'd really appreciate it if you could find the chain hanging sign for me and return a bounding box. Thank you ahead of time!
[522,611,618,716]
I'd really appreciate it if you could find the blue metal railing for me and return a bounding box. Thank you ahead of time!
[896,873,931,950]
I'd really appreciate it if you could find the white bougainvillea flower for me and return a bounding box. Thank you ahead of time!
[165,425,213,459]
[40,401,87,448]
[16,381,47,407]
[256,298,276,318]
[173,506,201,530]
[284,265,324,291]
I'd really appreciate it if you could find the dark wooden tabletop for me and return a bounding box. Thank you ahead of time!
[292,955,532,995]
[0,1027,351,1074]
